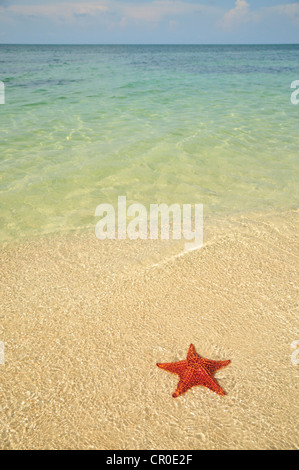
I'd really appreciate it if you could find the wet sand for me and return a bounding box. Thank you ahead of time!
[0,210,298,450]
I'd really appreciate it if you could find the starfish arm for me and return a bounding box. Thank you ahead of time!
[194,370,227,396]
[202,359,231,374]
[156,360,188,376]
[158,345,231,398]
[187,344,199,360]
[172,368,195,398]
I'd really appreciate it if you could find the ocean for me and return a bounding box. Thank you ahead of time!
[0,44,299,243]
[1,45,299,451]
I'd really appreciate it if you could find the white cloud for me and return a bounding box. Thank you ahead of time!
[265,3,299,25]
[120,1,221,23]
[220,0,253,31]
[219,1,299,32]
[3,1,299,33]
[8,2,108,22]
[4,1,223,25]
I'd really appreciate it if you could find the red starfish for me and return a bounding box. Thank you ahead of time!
[157,344,231,398]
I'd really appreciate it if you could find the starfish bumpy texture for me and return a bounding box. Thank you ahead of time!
[157,344,231,398]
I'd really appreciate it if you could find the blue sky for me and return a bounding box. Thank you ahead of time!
[0,0,299,44]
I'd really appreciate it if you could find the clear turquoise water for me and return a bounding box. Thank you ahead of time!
[0,45,299,243]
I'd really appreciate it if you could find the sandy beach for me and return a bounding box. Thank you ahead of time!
[0,209,298,450]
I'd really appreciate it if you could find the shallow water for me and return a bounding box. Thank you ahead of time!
[0,209,298,450]
[0,45,299,244]
[1,46,298,449]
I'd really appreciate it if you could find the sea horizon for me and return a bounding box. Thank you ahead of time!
[1,42,299,45]
[1,43,299,244]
